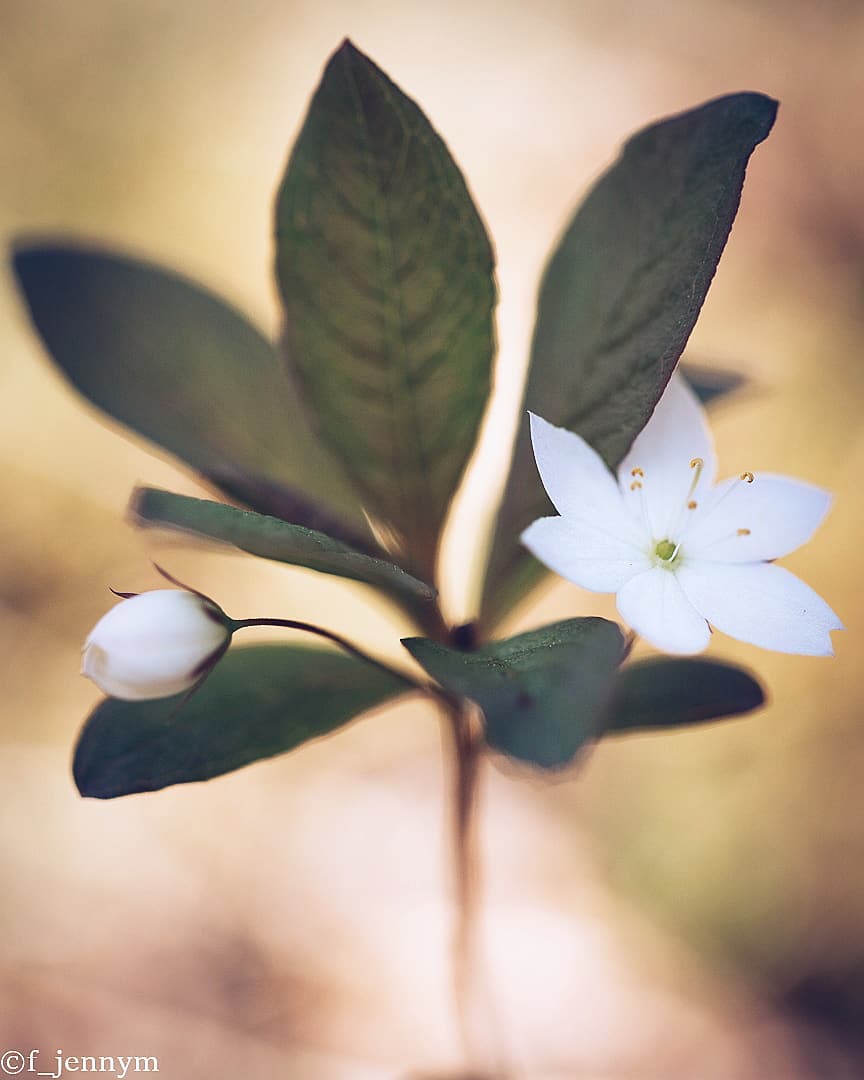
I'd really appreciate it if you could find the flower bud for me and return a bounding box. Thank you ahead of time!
[81,589,231,701]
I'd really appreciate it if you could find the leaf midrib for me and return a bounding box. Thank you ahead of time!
[343,52,435,568]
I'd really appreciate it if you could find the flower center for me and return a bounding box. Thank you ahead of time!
[630,458,756,565]
[655,539,677,562]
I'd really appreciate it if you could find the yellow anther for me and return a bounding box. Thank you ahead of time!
[737,528,751,536]
[631,467,644,477]
[740,471,754,483]
[687,500,698,510]
[690,457,704,469]
[630,480,643,491]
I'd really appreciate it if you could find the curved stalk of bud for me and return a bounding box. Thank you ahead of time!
[82,573,446,703]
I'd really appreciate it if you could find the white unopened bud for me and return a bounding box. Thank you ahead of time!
[81,589,231,701]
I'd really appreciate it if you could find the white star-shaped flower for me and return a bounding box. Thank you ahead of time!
[521,375,843,655]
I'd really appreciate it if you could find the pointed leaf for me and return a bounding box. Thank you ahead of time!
[133,486,436,620]
[403,618,625,769]
[680,362,746,407]
[74,644,409,798]
[604,657,764,734]
[481,93,777,628]
[13,243,371,544]
[275,40,496,580]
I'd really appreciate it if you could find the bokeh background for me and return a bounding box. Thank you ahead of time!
[2,1,863,1076]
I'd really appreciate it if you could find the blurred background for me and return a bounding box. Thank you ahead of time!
[2,0,863,1076]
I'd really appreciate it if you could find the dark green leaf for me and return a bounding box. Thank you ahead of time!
[481,93,777,628]
[680,362,746,407]
[74,644,408,798]
[604,657,764,734]
[13,243,372,546]
[275,40,496,580]
[403,618,625,769]
[133,486,436,619]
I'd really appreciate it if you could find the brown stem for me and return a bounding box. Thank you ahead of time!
[444,695,485,1067]
[239,611,493,1065]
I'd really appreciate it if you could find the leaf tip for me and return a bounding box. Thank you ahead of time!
[705,90,779,146]
[9,237,46,294]
[738,90,779,141]
[71,730,108,800]
[332,36,369,70]
[10,236,96,280]
[9,240,30,275]
[127,485,147,523]
[747,671,767,707]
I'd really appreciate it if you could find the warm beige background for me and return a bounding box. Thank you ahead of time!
[1,1,862,1076]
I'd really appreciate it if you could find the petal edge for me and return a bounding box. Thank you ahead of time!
[677,561,842,656]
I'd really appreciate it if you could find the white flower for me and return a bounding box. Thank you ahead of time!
[521,375,843,656]
[81,589,231,700]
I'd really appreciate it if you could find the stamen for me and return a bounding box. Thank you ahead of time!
[689,457,704,488]
[627,472,653,535]
[694,526,753,553]
[676,467,757,548]
[702,469,755,517]
[683,457,705,505]
[668,456,707,540]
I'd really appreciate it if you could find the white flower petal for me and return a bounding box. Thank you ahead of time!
[616,567,711,655]
[676,561,843,656]
[81,644,212,701]
[617,374,717,538]
[528,413,644,543]
[82,590,230,700]
[522,516,651,593]
[682,473,832,563]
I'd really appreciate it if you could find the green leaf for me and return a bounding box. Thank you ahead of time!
[680,362,746,407]
[12,243,373,548]
[403,618,625,769]
[133,486,436,620]
[604,657,764,734]
[74,644,408,798]
[480,93,777,628]
[275,40,496,580]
